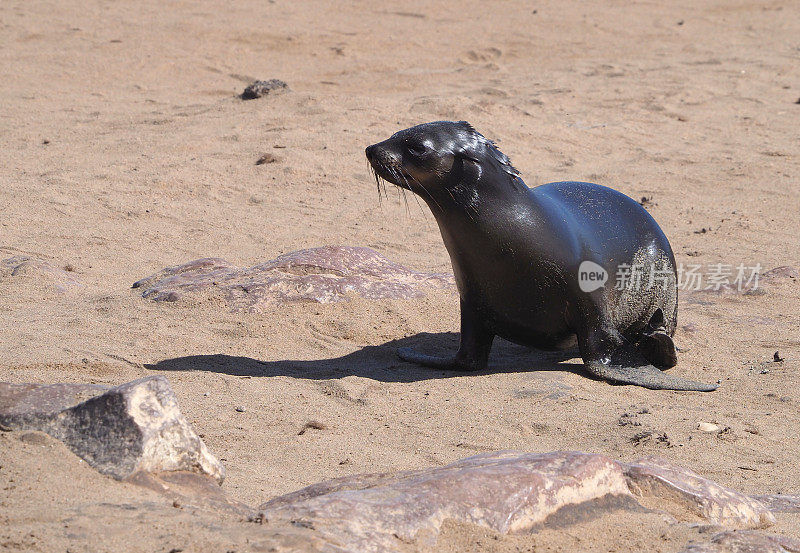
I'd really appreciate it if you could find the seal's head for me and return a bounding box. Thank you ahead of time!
[365,121,521,204]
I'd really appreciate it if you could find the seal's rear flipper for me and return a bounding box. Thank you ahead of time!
[584,344,717,391]
[638,331,678,368]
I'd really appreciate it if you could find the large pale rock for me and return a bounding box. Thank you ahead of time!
[680,530,800,553]
[132,246,454,311]
[254,451,635,552]
[623,457,774,529]
[249,452,789,553]
[0,376,224,483]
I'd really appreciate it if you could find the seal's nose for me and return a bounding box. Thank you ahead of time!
[365,144,376,162]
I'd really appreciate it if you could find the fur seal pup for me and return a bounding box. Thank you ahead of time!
[365,121,717,391]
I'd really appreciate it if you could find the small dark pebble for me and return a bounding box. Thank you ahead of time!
[677,20,684,25]
[795,97,800,104]
[241,79,288,100]
[42,139,50,145]
[256,153,278,165]
[694,227,708,234]
[774,351,784,362]
[235,405,246,413]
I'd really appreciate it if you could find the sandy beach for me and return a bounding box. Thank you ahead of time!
[1,0,799,550]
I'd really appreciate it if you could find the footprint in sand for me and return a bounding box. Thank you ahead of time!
[460,47,503,66]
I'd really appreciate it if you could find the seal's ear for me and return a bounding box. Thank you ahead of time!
[458,151,483,180]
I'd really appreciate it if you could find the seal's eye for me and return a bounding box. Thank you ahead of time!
[406,144,426,156]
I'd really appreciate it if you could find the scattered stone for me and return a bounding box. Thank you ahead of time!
[241,79,288,100]
[0,376,224,482]
[0,255,84,293]
[298,421,327,435]
[630,430,671,447]
[255,152,279,165]
[235,405,246,413]
[623,457,775,529]
[699,422,722,433]
[774,351,784,362]
[132,246,455,312]
[679,530,800,552]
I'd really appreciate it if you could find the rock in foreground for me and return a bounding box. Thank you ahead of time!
[0,375,224,482]
[132,246,454,311]
[253,450,783,553]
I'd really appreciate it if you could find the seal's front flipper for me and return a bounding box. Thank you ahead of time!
[398,306,494,372]
[584,344,717,391]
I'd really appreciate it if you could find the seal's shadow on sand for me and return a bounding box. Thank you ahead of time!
[145,332,586,383]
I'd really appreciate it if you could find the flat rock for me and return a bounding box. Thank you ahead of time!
[680,530,800,552]
[254,451,637,552]
[132,246,454,311]
[623,456,775,529]
[0,255,84,293]
[249,452,788,552]
[0,375,224,483]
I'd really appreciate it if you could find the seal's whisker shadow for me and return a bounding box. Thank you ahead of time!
[144,333,584,383]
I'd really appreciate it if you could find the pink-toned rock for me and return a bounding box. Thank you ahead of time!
[623,457,775,529]
[133,246,454,312]
[254,451,635,552]
[0,376,224,483]
[680,530,800,553]
[0,255,84,293]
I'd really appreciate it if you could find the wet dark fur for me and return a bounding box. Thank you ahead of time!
[365,121,716,391]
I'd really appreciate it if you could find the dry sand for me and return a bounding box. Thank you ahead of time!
[1,0,798,550]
